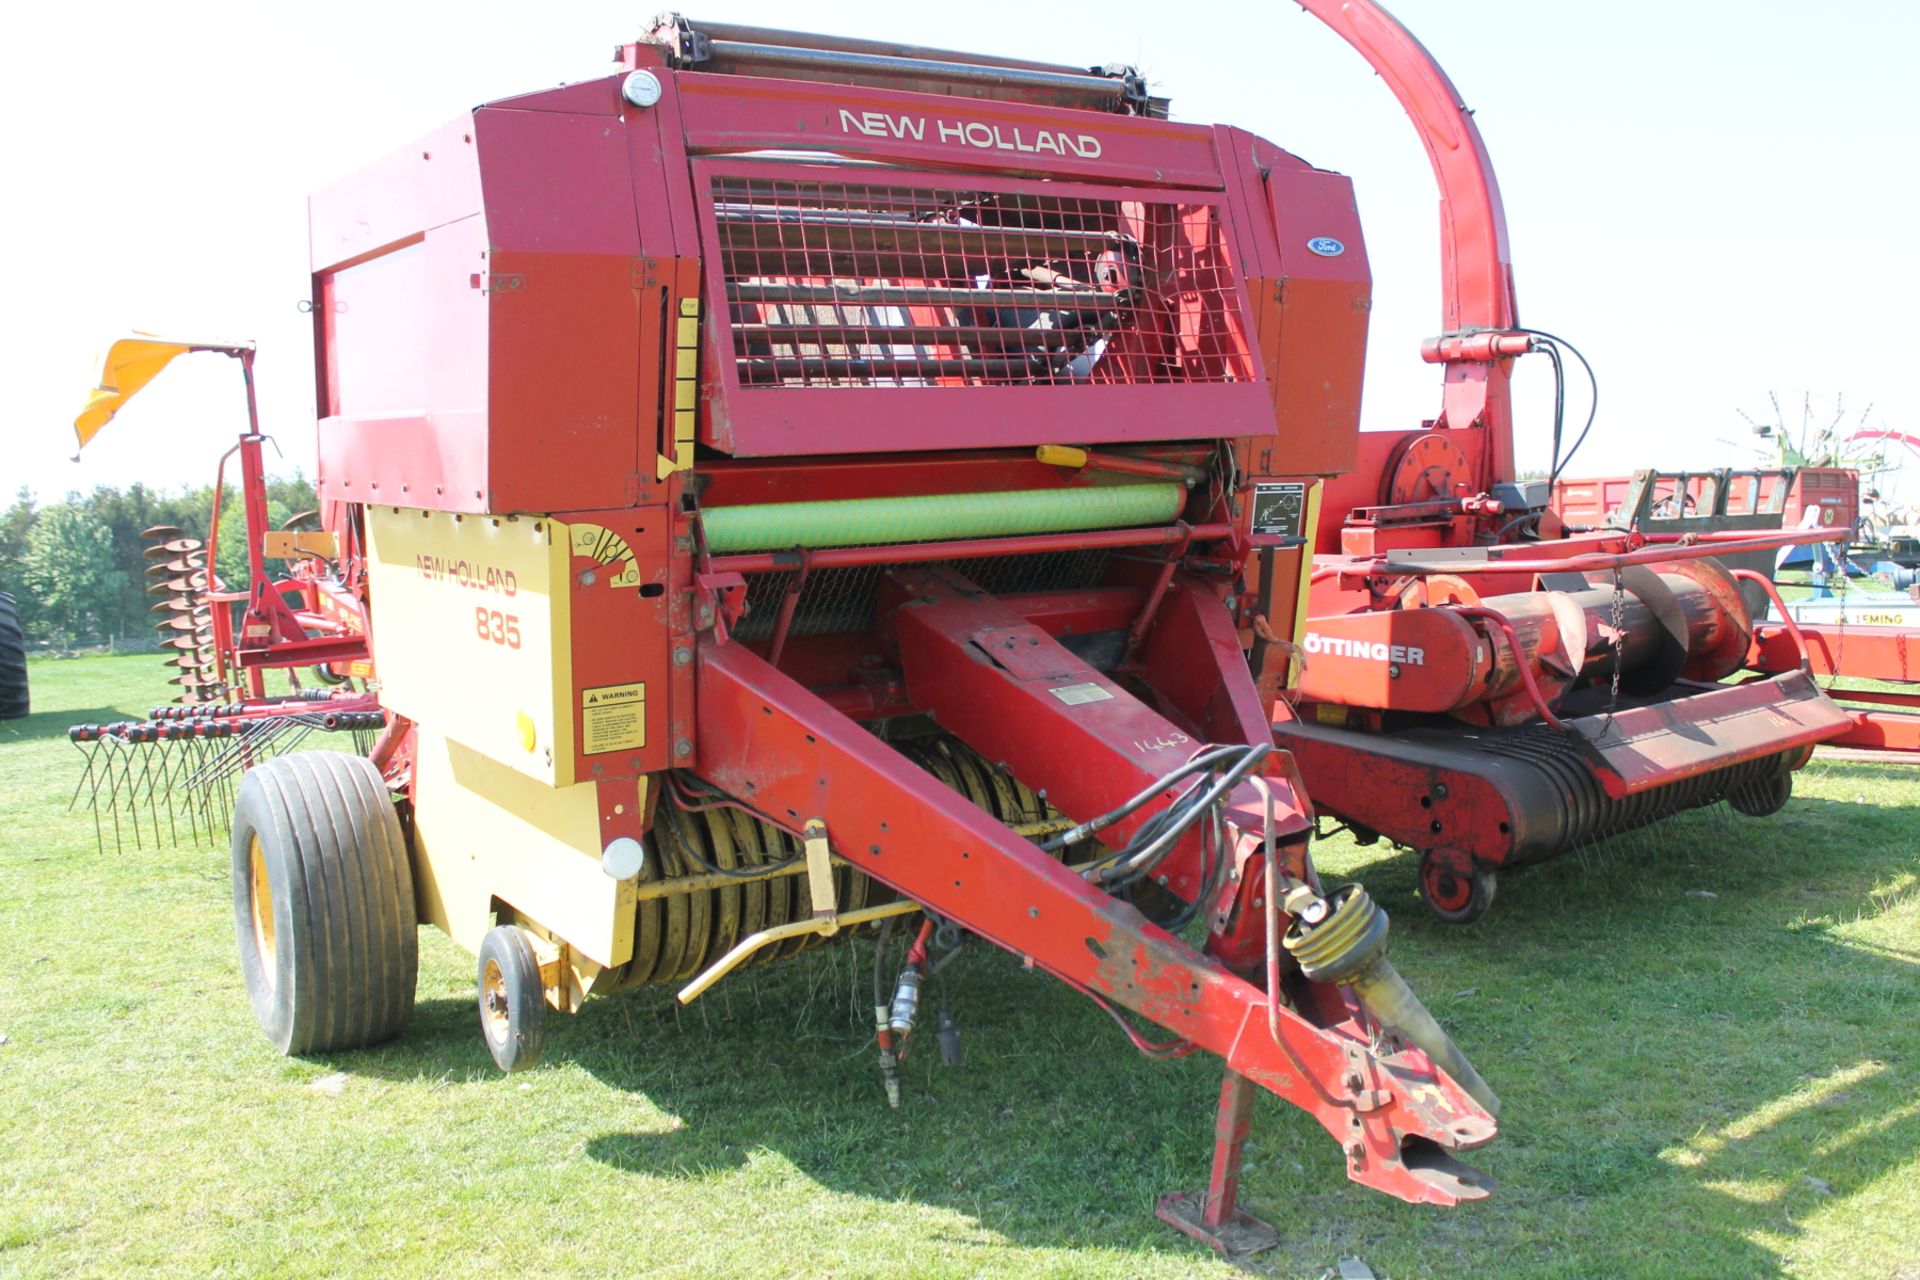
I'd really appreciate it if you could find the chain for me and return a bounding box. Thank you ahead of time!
[1830,570,1846,692]
[1600,567,1627,739]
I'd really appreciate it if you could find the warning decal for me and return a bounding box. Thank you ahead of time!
[582,681,647,754]
[1048,682,1114,706]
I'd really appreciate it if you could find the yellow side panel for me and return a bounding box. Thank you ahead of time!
[364,506,574,785]
[410,727,635,967]
[1288,480,1325,690]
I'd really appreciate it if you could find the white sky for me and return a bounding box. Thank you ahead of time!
[4,0,1916,503]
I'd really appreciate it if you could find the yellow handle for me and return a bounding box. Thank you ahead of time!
[1035,444,1089,469]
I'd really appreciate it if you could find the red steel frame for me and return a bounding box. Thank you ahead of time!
[181,348,374,703]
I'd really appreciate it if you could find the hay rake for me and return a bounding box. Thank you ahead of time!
[69,697,384,852]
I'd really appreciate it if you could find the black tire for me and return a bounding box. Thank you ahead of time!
[0,591,28,720]
[477,925,546,1073]
[1419,853,1497,925]
[231,750,418,1055]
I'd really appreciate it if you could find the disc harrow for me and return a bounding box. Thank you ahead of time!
[141,524,221,703]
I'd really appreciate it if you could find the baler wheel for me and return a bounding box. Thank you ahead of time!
[1727,767,1793,818]
[476,925,546,1073]
[230,751,418,1055]
[1418,854,1497,926]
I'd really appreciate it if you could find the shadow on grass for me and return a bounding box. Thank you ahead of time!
[0,706,126,742]
[329,783,1916,1275]
[345,957,1237,1261]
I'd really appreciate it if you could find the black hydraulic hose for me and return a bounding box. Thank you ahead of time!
[1097,743,1274,885]
[872,915,897,1011]
[1518,327,1600,488]
[1040,744,1250,852]
[1540,336,1565,488]
[658,808,804,879]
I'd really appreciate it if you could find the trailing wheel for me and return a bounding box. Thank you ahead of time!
[0,591,28,720]
[477,925,546,1073]
[1727,767,1793,818]
[1418,852,1497,925]
[230,750,418,1054]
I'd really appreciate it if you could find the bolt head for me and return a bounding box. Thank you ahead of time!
[673,646,693,666]
[673,738,693,759]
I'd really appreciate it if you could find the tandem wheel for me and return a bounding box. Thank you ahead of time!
[477,925,547,1074]
[1418,852,1497,926]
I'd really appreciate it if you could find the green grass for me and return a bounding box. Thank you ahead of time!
[2,655,1917,1279]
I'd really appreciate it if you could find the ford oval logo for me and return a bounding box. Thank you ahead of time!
[1307,236,1345,257]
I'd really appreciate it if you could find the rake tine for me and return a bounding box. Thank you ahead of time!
[183,726,222,839]
[68,729,108,855]
[95,729,141,854]
[154,727,200,848]
[67,729,102,811]
[123,725,171,850]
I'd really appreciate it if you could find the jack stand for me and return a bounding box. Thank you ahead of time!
[1155,1070,1281,1259]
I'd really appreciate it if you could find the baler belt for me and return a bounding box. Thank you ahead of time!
[702,482,1184,553]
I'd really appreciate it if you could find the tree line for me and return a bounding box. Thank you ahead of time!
[0,475,317,649]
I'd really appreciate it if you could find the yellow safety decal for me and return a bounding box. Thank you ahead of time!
[582,682,647,754]
[568,523,641,589]
[659,295,702,480]
[1288,480,1325,690]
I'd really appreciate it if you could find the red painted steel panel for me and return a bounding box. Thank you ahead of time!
[1751,621,1919,682]
[1584,671,1851,797]
[673,71,1226,187]
[309,117,484,274]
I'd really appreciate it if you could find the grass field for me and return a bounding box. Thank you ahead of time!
[2,655,1916,1279]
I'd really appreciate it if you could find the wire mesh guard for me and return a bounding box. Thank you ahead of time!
[711,176,1253,389]
[735,548,1112,640]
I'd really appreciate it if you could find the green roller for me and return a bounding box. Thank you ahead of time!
[702,482,1185,553]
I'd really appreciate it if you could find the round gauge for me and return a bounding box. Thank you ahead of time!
[622,70,663,109]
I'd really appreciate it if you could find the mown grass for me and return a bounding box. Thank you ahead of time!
[1,655,1916,1279]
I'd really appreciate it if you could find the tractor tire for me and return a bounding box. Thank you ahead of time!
[231,750,418,1055]
[477,925,546,1073]
[0,592,28,720]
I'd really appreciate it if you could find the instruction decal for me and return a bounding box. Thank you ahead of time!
[582,681,647,754]
[1048,682,1114,706]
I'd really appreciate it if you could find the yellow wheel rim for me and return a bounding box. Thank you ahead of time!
[481,956,511,1047]
[248,835,276,991]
